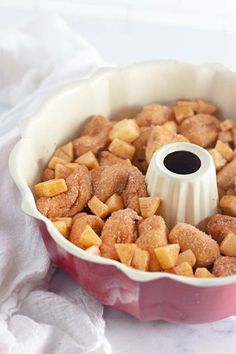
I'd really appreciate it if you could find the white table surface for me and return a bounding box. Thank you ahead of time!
[1,6,236,354]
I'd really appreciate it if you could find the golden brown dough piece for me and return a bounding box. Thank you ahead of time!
[207,214,236,244]
[136,215,168,271]
[213,256,236,277]
[72,212,88,223]
[135,104,174,127]
[122,166,148,214]
[179,114,220,148]
[132,159,148,174]
[73,115,112,157]
[36,165,92,218]
[42,168,55,181]
[168,223,220,267]
[98,151,131,167]
[100,208,141,260]
[69,214,104,247]
[132,126,153,161]
[81,115,111,136]
[171,134,189,143]
[73,135,106,158]
[217,159,236,191]
[92,163,147,208]
[91,164,129,202]
[146,125,174,163]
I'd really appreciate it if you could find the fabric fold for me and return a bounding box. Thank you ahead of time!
[0,14,110,354]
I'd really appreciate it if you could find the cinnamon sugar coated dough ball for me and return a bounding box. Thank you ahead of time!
[73,134,107,157]
[136,215,168,271]
[213,256,236,277]
[168,223,220,266]
[135,104,174,127]
[98,151,131,167]
[91,164,129,202]
[145,125,174,163]
[81,115,111,136]
[132,126,154,161]
[171,134,189,143]
[121,166,148,214]
[72,212,89,223]
[207,214,236,244]
[145,126,189,163]
[36,165,92,218]
[179,114,220,148]
[217,159,236,191]
[69,215,104,248]
[73,115,112,157]
[100,208,141,260]
[43,167,54,181]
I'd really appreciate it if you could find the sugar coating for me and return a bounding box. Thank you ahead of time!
[34,102,236,277]
[168,223,220,267]
[135,104,174,127]
[207,214,236,244]
[122,166,147,213]
[179,114,220,148]
[137,215,168,271]
[69,214,104,248]
[37,165,92,218]
[100,208,141,260]
[213,256,236,277]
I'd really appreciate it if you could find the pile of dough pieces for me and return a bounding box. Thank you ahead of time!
[34,98,236,278]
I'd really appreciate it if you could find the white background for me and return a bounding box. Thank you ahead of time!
[0,0,236,69]
[1,1,236,353]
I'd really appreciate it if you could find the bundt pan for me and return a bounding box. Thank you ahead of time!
[9,61,236,323]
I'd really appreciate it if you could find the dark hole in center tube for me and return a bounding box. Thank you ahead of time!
[163,151,201,175]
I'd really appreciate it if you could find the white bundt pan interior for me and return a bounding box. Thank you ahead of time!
[9,61,236,287]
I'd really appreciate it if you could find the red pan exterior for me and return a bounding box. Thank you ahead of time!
[39,222,236,323]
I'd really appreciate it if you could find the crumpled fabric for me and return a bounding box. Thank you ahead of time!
[0,13,110,354]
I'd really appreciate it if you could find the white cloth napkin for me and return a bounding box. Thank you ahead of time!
[0,14,110,354]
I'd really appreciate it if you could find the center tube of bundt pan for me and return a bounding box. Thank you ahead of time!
[145,142,219,230]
